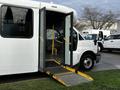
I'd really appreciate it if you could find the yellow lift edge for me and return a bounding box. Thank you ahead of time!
[54,60,94,81]
[45,60,94,87]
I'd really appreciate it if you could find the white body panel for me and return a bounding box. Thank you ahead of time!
[113,40,120,48]
[0,0,40,9]
[73,40,97,65]
[0,0,74,75]
[82,29,110,37]
[0,0,74,13]
[73,28,98,65]
[0,5,39,75]
[41,2,75,14]
[103,34,120,49]
[103,40,114,48]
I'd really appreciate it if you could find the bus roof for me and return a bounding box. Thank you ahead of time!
[0,0,74,14]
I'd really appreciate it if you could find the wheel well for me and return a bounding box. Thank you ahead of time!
[80,51,96,61]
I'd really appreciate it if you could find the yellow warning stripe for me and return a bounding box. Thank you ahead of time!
[64,66,93,81]
[77,71,93,81]
[62,66,93,81]
[54,60,94,81]
[46,70,69,86]
[63,66,75,72]
[54,60,61,65]
[52,75,69,86]
[46,71,51,75]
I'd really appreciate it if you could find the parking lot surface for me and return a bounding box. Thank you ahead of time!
[93,51,120,71]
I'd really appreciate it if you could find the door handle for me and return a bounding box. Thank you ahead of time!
[110,41,114,42]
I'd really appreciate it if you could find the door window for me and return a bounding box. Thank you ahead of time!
[72,30,78,51]
[112,35,120,39]
[107,35,120,40]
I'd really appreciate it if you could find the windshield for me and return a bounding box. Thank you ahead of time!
[73,27,84,40]
[84,34,97,40]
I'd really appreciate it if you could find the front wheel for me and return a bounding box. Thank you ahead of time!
[79,55,94,71]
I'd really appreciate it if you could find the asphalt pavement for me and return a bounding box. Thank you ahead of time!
[93,51,120,71]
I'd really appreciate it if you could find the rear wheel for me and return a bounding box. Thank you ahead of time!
[79,55,94,71]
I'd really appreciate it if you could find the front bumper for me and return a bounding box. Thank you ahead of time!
[95,53,101,63]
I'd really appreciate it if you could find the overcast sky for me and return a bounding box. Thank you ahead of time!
[36,0,120,16]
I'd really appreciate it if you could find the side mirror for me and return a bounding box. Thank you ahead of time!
[98,31,103,40]
[94,39,97,45]
[72,34,78,51]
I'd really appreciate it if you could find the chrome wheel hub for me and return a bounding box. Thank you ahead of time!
[84,58,92,69]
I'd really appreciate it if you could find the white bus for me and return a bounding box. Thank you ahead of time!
[0,0,100,76]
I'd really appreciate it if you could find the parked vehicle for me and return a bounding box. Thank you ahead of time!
[82,29,110,51]
[0,0,100,76]
[82,29,110,40]
[102,34,120,52]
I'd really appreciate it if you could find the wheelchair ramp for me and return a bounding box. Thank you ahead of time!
[45,61,93,87]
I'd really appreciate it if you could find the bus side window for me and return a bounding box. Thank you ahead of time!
[1,5,33,38]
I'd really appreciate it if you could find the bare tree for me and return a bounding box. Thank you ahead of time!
[74,22,87,30]
[80,7,119,30]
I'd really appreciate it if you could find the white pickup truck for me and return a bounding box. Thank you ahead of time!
[102,34,120,52]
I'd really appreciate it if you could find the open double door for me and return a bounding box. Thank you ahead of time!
[39,8,73,71]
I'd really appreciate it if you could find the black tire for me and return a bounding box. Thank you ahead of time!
[79,55,94,71]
